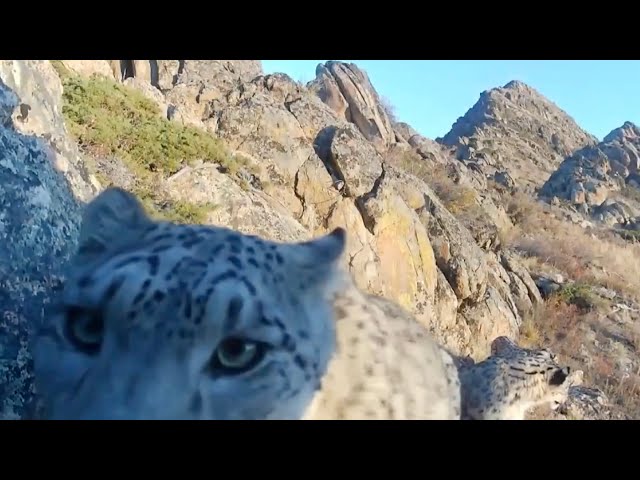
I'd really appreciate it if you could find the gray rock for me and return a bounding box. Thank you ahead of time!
[0,76,82,419]
[540,121,640,214]
[438,80,597,190]
[309,61,395,154]
[534,275,563,299]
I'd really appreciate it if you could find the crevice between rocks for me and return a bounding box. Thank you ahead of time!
[354,163,386,235]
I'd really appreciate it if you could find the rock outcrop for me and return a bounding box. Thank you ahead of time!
[61,60,115,80]
[540,122,640,220]
[0,62,97,419]
[308,61,396,154]
[438,80,598,191]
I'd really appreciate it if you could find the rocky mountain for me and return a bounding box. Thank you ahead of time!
[437,80,598,192]
[0,59,635,420]
[540,121,640,226]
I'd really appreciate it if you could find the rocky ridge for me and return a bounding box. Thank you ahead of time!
[0,59,634,420]
[540,121,640,226]
[437,80,598,192]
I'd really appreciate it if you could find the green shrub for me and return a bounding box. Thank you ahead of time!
[553,282,605,312]
[60,75,230,177]
[55,69,248,225]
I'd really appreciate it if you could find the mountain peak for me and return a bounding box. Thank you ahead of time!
[603,121,640,144]
[502,79,532,90]
[437,80,597,189]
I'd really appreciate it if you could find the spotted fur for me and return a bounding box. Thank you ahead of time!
[32,187,347,420]
[302,289,462,420]
[458,336,578,420]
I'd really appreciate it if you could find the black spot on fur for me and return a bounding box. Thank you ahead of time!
[183,238,201,249]
[294,355,307,370]
[151,245,173,254]
[132,279,152,305]
[165,258,187,282]
[113,255,145,270]
[298,330,309,340]
[147,255,160,275]
[263,262,272,273]
[248,258,259,268]
[281,334,296,351]
[275,253,284,265]
[273,317,286,330]
[225,235,242,246]
[104,276,125,302]
[228,256,242,269]
[247,247,255,255]
[240,277,256,296]
[265,253,274,261]
[153,290,165,302]
[184,299,192,319]
[223,297,243,332]
[210,270,238,287]
[142,299,154,313]
[150,233,173,243]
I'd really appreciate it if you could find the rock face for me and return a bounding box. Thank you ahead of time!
[540,122,640,217]
[61,61,115,80]
[308,61,396,154]
[0,59,570,418]
[0,67,92,419]
[438,80,598,191]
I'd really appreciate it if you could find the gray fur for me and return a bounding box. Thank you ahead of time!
[32,187,347,420]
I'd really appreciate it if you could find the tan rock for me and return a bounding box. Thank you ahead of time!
[164,164,309,243]
[1,60,97,202]
[310,61,395,153]
[60,60,115,79]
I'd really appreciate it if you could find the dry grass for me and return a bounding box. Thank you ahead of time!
[505,191,640,417]
[390,151,488,228]
[519,296,640,417]
[503,190,640,300]
[519,297,585,351]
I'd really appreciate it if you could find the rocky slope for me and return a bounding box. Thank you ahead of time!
[437,80,598,192]
[540,121,640,226]
[0,59,631,420]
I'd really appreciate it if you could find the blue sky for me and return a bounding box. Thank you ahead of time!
[261,60,640,141]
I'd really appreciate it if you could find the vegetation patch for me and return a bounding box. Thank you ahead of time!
[390,150,486,224]
[61,74,230,177]
[56,68,252,223]
[554,282,601,312]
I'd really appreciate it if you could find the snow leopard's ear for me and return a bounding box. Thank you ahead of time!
[77,187,152,262]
